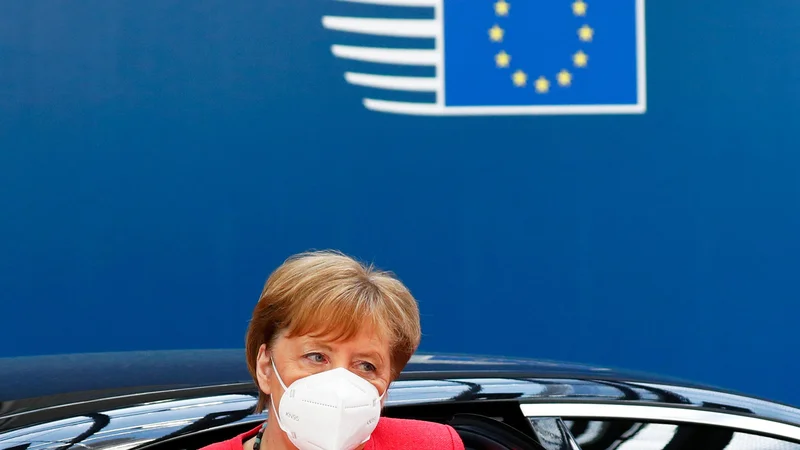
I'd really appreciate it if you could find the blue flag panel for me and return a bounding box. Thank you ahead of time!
[443,0,640,107]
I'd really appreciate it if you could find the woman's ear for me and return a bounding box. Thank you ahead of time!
[255,344,272,396]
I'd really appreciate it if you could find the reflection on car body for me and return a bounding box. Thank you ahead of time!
[1,351,799,450]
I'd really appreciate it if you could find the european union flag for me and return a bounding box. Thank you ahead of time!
[323,0,645,116]
[443,0,644,113]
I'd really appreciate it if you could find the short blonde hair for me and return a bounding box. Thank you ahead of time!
[245,250,422,412]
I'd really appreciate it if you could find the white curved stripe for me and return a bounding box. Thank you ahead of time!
[519,403,800,441]
[363,99,646,116]
[338,0,438,6]
[322,16,438,38]
[331,45,437,65]
[345,73,437,92]
[363,99,443,115]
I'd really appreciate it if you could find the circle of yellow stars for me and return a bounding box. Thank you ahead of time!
[489,0,592,94]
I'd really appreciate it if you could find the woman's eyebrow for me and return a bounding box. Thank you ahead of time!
[354,350,384,363]
[304,338,384,363]
[305,340,334,351]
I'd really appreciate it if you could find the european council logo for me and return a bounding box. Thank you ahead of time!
[322,0,646,116]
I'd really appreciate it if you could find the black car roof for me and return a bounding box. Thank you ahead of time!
[0,349,726,403]
[3,350,800,436]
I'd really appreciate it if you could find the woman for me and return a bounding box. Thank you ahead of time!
[202,250,465,450]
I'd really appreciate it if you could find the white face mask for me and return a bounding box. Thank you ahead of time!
[269,358,385,450]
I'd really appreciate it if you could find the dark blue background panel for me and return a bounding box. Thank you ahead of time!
[1,0,799,407]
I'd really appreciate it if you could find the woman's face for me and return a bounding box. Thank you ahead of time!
[255,325,393,408]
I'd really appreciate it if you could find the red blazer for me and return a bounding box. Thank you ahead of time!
[199,417,465,450]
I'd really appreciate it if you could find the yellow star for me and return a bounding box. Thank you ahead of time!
[573,50,589,68]
[495,51,511,68]
[557,69,572,87]
[534,76,550,93]
[572,0,588,16]
[578,25,594,42]
[495,0,510,16]
[489,25,504,42]
[512,70,527,87]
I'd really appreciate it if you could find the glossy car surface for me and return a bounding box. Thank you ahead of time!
[1,350,799,450]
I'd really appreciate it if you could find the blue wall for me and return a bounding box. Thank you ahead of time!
[2,1,799,406]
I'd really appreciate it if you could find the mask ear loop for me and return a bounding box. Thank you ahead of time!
[270,357,289,391]
[268,357,291,433]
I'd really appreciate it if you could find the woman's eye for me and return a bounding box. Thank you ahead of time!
[305,353,326,363]
[359,361,377,372]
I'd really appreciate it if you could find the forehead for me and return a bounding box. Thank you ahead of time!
[282,296,395,342]
[284,324,391,355]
